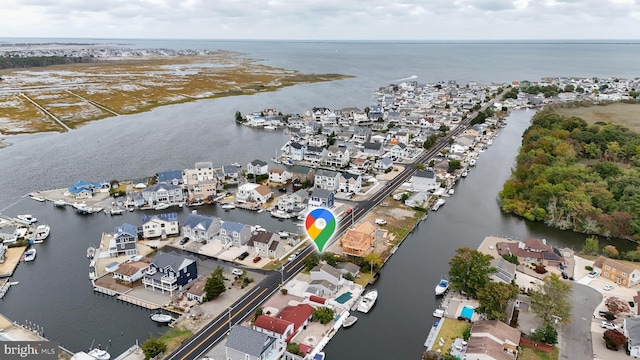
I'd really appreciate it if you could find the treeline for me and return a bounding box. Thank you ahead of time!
[0,56,96,70]
[499,109,640,240]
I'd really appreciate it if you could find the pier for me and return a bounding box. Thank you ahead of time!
[19,92,72,132]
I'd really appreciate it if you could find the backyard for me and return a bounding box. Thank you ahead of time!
[431,318,472,355]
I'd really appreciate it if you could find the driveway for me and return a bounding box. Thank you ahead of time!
[560,283,602,360]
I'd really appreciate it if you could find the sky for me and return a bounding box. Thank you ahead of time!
[2,0,639,40]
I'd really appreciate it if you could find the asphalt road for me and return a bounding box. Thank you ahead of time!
[560,283,602,360]
[166,90,508,360]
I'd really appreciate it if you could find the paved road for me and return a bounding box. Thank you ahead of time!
[560,283,602,360]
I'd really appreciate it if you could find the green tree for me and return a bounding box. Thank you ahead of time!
[564,84,575,93]
[448,247,496,298]
[448,160,462,172]
[531,323,558,345]
[312,307,335,324]
[286,342,301,355]
[321,252,338,267]
[401,193,409,202]
[141,336,166,360]
[205,266,226,300]
[582,236,600,256]
[477,282,519,321]
[303,253,321,271]
[252,307,263,323]
[529,274,572,326]
[415,164,426,171]
[501,254,519,265]
[629,90,640,99]
[363,253,382,273]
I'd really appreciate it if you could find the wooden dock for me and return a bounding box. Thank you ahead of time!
[0,279,10,299]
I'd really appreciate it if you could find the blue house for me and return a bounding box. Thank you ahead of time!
[308,188,335,209]
[183,212,221,243]
[142,252,197,296]
[67,180,106,199]
[157,170,183,185]
[219,221,253,248]
[109,223,138,257]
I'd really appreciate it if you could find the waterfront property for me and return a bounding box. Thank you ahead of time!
[108,224,138,257]
[112,261,150,284]
[218,221,253,248]
[140,212,179,239]
[236,183,273,204]
[142,182,184,207]
[225,325,286,360]
[246,231,285,259]
[465,320,520,360]
[182,212,221,243]
[339,222,376,257]
[308,189,335,209]
[142,252,197,296]
[496,238,565,268]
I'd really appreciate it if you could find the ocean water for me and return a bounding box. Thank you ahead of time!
[0,39,638,356]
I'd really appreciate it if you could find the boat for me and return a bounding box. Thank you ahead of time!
[34,224,50,241]
[433,308,445,318]
[271,210,291,219]
[30,194,45,202]
[109,208,124,215]
[53,199,67,207]
[461,171,468,178]
[487,139,493,146]
[313,352,325,360]
[87,348,111,360]
[435,279,449,296]
[263,125,277,130]
[153,203,170,210]
[16,214,37,224]
[87,246,96,259]
[357,289,378,313]
[221,203,236,210]
[342,315,358,328]
[24,248,37,262]
[187,201,204,207]
[469,159,476,167]
[431,198,446,211]
[150,312,174,324]
[448,188,455,195]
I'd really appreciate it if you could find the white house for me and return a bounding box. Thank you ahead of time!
[112,261,149,283]
[363,142,384,158]
[314,169,340,192]
[325,146,350,167]
[287,142,306,161]
[339,173,362,194]
[183,161,215,185]
[268,168,293,184]
[182,212,221,243]
[247,159,269,176]
[225,326,285,360]
[412,170,438,192]
[625,317,640,358]
[247,231,285,259]
[252,316,295,343]
[142,182,184,206]
[140,212,180,239]
[236,183,273,204]
[390,143,412,160]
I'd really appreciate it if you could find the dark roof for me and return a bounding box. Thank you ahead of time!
[306,145,325,153]
[311,188,333,199]
[157,170,183,183]
[415,170,435,179]
[225,325,276,357]
[249,231,275,244]
[250,159,268,167]
[221,221,248,233]
[183,213,217,231]
[114,223,137,237]
[290,142,304,150]
[364,142,383,150]
[222,165,239,175]
[151,251,194,271]
[141,212,178,223]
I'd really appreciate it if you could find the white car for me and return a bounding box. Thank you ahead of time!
[375,218,387,225]
[231,268,243,276]
[588,271,600,278]
[603,284,614,291]
[288,254,297,262]
[601,321,618,330]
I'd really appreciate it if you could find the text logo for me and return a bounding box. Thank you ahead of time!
[3,342,58,360]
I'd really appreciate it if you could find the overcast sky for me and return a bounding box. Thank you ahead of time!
[2,0,639,40]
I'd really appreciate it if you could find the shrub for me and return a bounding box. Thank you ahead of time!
[534,265,547,274]
[585,265,593,271]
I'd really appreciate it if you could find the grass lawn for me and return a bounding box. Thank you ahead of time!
[355,272,373,286]
[553,103,640,133]
[519,346,559,360]
[159,328,193,354]
[431,319,472,355]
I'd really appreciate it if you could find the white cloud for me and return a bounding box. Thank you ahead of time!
[1,0,639,39]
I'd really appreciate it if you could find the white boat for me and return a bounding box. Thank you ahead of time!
[109,208,125,215]
[357,289,378,313]
[487,139,493,146]
[263,125,277,130]
[53,199,67,207]
[448,189,455,195]
[87,348,111,360]
[16,214,37,224]
[431,198,446,211]
[187,201,204,207]
[435,279,449,296]
[221,203,236,210]
[34,224,50,240]
[342,315,358,328]
[87,246,96,259]
[154,203,170,210]
[150,312,174,323]
[24,248,36,262]
[461,171,468,178]
[433,308,445,318]
[469,159,476,167]
[30,195,45,202]
[271,210,291,219]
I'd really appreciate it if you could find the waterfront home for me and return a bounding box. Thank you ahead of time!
[306,279,337,297]
[490,257,517,284]
[285,142,306,161]
[140,212,179,239]
[276,304,315,342]
[338,173,362,194]
[247,160,269,176]
[404,192,429,208]
[247,231,285,259]
[290,189,310,206]
[252,315,295,342]
[186,277,207,303]
[411,170,438,192]
[124,192,145,209]
[183,162,215,184]
[336,262,361,278]
[185,179,217,202]
[496,238,564,268]
[353,112,369,124]
[593,256,640,288]
[289,165,315,184]
[363,141,384,158]
[222,165,240,182]
[112,260,149,284]
[311,263,343,287]
[236,183,273,204]
[67,180,104,199]
[142,251,197,296]
[314,169,340,192]
[390,143,412,160]
[350,158,371,173]
[368,105,384,121]
[340,222,376,257]
[303,145,326,164]
[268,168,293,184]
[450,143,468,154]
[276,195,296,212]
[0,226,18,244]
[142,182,184,206]
[308,188,335,209]
[325,146,350,167]
[182,212,221,243]
[624,317,640,358]
[225,325,285,360]
[303,121,321,135]
[375,156,394,172]
[465,320,520,360]
[218,221,252,248]
[108,223,138,257]
[352,127,372,144]
[307,134,328,147]
[311,107,332,121]
[157,170,184,186]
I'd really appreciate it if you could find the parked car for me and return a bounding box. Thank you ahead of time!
[294,249,303,256]
[380,202,390,207]
[375,218,387,225]
[601,321,618,330]
[231,268,243,276]
[252,256,262,263]
[238,251,249,260]
[599,311,617,320]
[561,271,568,279]
[588,271,600,278]
[179,237,189,245]
[603,284,614,291]
[345,208,353,214]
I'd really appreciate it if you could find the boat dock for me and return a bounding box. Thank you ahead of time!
[0,279,10,298]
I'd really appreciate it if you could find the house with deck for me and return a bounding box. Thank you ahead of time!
[314,169,340,192]
[225,325,285,360]
[496,238,565,268]
[219,221,253,247]
[113,261,149,284]
[363,142,384,158]
[186,277,207,303]
[142,251,197,296]
[303,145,327,164]
[108,223,138,257]
[464,320,520,360]
[142,182,184,206]
[67,180,104,199]
[268,168,292,184]
[247,160,269,176]
[182,212,221,243]
[183,162,215,185]
[411,170,438,192]
[252,316,295,343]
[157,170,184,186]
[339,173,362,194]
[325,146,351,167]
[308,188,335,209]
[236,184,273,204]
[140,212,179,239]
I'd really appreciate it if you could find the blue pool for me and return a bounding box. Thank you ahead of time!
[461,305,475,320]
[335,291,353,304]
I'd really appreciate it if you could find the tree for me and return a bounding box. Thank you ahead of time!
[501,254,519,265]
[415,164,426,171]
[321,252,338,267]
[303,253,320,271]
[401,193,409,202]
[603,329,627,350]
[603,245,619,258]
[422,351,443,360]
[312,307,334,324]
[448,160,462,172]
[363,253,382,273]
[252,307,263,323]
[286,342,301,356]
[476,282,519,322]
[529,273,572,326]
[205,266,226,300]
[582,236,599,256]
[141,336,166,360]
[448,247,496,298]
[605,296,630,316]
[530,323,558,345]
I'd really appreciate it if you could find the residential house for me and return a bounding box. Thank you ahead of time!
[307,135,328,147]
[363,142,384,158]
[375,156,394,172]
[183,162,215,185]
[275,304,315,343]
[394,131,411,145]
[624,317,640,358]
[157,170,183,186]
[219,221,253,247]
[352,127,372,144]
[404,192,429,208]
[247,231,285,259]
[289,189,310,205]
[412,170,438,192]
[113,261,149,284]
[314,169,340,192]
[339,173,362,194]
[142,182,184,206]
[247,160,269,176]
[225,325,285,360]
[450,143,467,154]
[310,263,342,287]
[325,146,351,167]
[142,251,197,296]
[390,143,411,160]
[140,212,179,239]
[287,142,306,161]
[306,279,337,297]
[308,188,335,209]
[67,180,102,199]
[350,158,371,173]
[336,262,361,278]
[108,223,138,257]
[268,168,293,184]
[593,256,640,288]
[185,179,217,201]
[186,277,207,303]
[252,316,295,342]
[236,183,273,204]
[496,238,565,268]
[222,165,240,182]
[353,112,369,124]
[490,257,517,284]
[340,222,376,257]
[311,107,332,121]
[465,320,520,360]
[303,145,326,164]
[182,212,221,243]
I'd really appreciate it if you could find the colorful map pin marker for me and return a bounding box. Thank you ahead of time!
[305,208,337,252]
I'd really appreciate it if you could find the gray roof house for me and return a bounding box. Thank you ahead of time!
[142,182,184,206]
[363,141,384,157]
[157,170,184,185]
[310,263,342,287]
[219,221,253,247]
[182,213,221,243]
[109,223,138,257]
[225,325,285,360]
[624,317,640,358]
[142,251,197,296]
[490,257,517,284]
[336,262,361,278]
[222,165,240,181]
